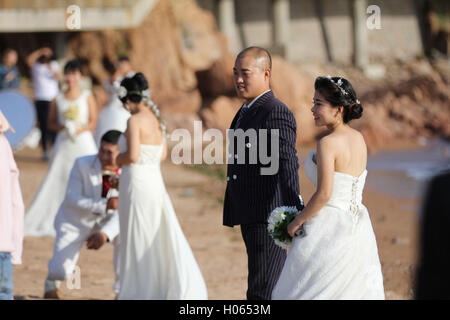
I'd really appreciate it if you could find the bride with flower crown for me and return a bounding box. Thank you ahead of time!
[115,73,207,299]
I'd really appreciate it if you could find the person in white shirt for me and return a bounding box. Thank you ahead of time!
[27,47,61,161]
[94,56,134,147]
[43,130,122,299]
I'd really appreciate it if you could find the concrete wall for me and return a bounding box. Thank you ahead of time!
[366,0,423,62]
[0,0,158,32]
[196,0,424,64]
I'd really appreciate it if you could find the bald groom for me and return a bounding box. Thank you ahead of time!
[223,47,303,300]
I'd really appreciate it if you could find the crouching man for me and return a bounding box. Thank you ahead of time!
[44,130,122,299]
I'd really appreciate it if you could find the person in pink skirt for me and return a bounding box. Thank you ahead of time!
[0,110,24,300]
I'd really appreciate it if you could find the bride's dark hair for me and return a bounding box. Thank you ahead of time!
[119,72,148,104]
[314,76,363,123]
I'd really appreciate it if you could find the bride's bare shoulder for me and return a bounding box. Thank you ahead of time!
[317,132,341,149]
[316,134,341,162]
[348,127,367,149]
[128,112,148,124]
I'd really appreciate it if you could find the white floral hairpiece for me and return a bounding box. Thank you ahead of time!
[142,89,151,101]
[117,86,153,103]
[117,86,127,99]
[116,85,166,136]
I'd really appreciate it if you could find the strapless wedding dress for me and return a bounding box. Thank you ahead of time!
[272,151,385,300]
[116,135,208,299]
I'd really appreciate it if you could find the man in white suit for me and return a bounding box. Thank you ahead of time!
[43,130,122,299]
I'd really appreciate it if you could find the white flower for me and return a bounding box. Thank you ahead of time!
[152,105,160,117]
[117,86,127,99]
[142,89,151,100]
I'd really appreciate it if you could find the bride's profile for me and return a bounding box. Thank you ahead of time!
[272,76,385,300]
[115,72,208,300]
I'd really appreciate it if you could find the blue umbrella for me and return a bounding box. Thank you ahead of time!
[0,89,36,148]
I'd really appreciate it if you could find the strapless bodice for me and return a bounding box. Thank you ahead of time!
[305,151,367,214]
[118,134,163,166]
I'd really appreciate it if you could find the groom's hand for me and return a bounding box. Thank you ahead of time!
[107,197,118,210]
[86,232,108,250]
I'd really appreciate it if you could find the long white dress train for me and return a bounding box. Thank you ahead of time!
[117,135,208,299]
[272,151,385,300]
[24,90,98,237]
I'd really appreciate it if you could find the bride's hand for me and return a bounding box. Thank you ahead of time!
[75,127,85,136]
[287,217,304,238]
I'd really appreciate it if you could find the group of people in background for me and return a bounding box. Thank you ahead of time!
[0,47,134,161]
[0,47,208,300]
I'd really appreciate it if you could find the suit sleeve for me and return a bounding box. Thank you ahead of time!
[65,159,107,216]
[266,104,302,210]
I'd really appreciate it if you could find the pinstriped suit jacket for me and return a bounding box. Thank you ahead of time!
[223,90,303,227]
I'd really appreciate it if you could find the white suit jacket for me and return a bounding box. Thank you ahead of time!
[54,154,119,241]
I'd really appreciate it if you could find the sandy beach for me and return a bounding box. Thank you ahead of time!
[12,141,422,300]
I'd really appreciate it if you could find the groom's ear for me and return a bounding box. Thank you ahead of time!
[264,68,271,80]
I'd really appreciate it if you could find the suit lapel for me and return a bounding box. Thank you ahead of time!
[90,157,103,198]
[239,90,274,129]
[230,104,245,129]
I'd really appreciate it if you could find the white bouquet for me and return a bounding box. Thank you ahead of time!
[267,206,305,249]
[65,120,78,141]
[63,104,80,141]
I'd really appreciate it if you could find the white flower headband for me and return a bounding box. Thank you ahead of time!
[117,86,151,101]
[326,75,360,104]
[116,86,166,135]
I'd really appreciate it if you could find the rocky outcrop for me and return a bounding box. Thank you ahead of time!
[355,71,450,151]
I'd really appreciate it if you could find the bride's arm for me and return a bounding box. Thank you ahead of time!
[287,137,336,237]
[116,117,140,166]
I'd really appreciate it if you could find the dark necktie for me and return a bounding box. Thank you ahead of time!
[235,105,249,128]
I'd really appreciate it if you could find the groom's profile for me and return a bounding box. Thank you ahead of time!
[223,46,303,300]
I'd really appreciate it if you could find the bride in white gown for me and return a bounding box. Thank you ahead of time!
[24,60,98,237]
[272,76,384,300]
[115,73,207,300]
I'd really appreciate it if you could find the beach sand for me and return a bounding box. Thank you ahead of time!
[12,142,421,300]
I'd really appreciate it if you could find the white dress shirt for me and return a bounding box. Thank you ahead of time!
[243,89,272,109]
